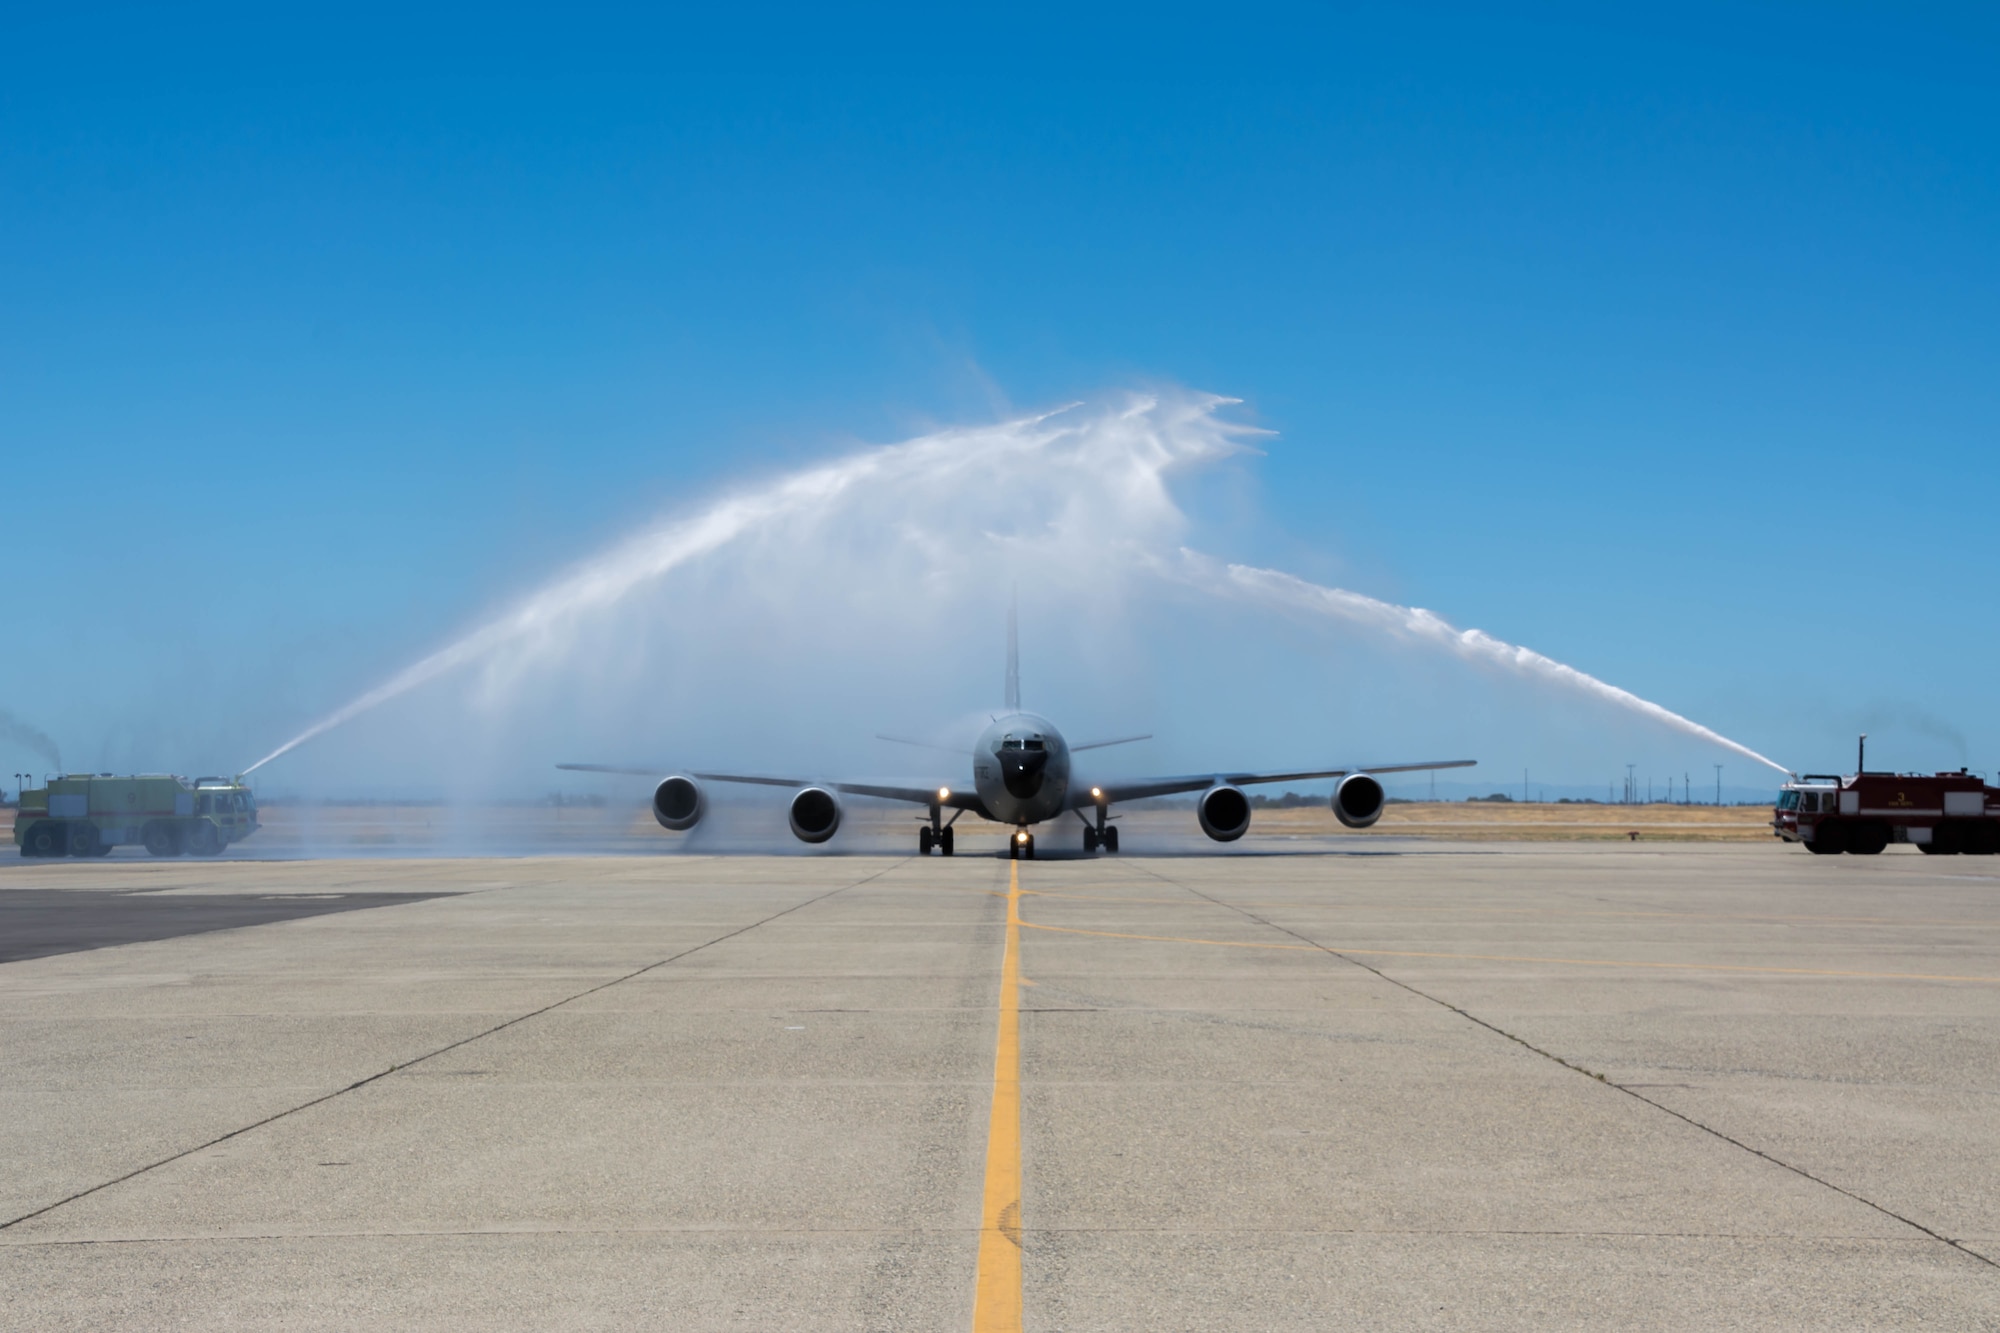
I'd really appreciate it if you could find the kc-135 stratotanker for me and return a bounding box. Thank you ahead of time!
[561,610,1474,858]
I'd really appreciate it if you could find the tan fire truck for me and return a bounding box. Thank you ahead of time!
[14,774,259,858]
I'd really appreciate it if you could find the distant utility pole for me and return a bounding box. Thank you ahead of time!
[1714,764,1723,805]
[1523,768,1529,803]
[1626,764,1636,805]
[1684,772,1691,806]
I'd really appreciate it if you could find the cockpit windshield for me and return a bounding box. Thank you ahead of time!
[1001,736,1047,751]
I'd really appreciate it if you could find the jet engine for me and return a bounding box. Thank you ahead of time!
[1197,784,1252,842]
[789,786,843,844]
[652,776,705,831]
[1332,773,1386,829]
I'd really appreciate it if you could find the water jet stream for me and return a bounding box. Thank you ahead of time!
[1169,552,1791,776]
[243,393,1787,780]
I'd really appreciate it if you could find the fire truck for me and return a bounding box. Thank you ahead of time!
[1774,741,1998,855]
[14,774,259,858]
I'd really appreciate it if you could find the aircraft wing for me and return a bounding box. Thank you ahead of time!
[556,764,985,811]
[694,771,987,810]
[1072,759,1476,807]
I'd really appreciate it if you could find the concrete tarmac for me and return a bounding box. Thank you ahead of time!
[2,842,1998,1329]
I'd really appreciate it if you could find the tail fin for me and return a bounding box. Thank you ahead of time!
[1004,590,1020,711]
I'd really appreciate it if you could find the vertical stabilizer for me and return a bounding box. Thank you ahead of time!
[1005,590,1021,711]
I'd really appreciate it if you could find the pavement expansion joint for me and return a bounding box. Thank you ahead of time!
[0,859,912,1235]
[1113,858,2000,1275]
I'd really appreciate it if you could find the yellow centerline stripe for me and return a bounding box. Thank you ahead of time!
[1017,920,2000,985]
[971,861,1023,1332]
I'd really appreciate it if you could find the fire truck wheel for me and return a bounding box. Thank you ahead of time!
[1919,826,1958,855]
[186,822,222,857]
[1847,822,1889,855]
[1807,822,1844,854]
[67,823,98,857]
[22,822,64,857]
[142,821,184,857]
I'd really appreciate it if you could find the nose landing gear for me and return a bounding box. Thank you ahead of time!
[1010,830,1035,860]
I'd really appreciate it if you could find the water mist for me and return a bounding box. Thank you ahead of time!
[245,391,1785,781]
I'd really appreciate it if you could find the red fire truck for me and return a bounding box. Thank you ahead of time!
[1775,743,1999,856]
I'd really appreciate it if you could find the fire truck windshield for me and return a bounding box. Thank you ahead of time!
[1778,791,1800,811]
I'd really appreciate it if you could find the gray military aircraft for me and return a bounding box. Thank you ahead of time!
[560,609,1473,858]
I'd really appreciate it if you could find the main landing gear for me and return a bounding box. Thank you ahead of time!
[1080,791,1119,854]
[918,802,958,856]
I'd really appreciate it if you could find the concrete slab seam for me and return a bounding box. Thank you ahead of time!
[1118,859,2000,1275]
[0,859,912,1234]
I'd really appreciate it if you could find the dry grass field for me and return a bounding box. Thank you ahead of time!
[4,796,1779,854]
[1261,799,1777,842]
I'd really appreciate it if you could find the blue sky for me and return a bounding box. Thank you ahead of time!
[3,4,1995,794]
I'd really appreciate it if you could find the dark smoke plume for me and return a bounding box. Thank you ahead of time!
[0,709,61,773]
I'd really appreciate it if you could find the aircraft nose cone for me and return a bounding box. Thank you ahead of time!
[999,749,1048,799]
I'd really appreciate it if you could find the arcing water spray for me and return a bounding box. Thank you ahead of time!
[1168,554,1791,776]
[244,391,1785,778]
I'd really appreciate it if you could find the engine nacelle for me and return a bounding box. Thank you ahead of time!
[789,786,843,844]
[652,775,705,831]
[1333,773,1386,829]
[1197,784,1251,842]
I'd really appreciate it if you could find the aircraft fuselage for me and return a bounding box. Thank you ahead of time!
[972,711,1071,826]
